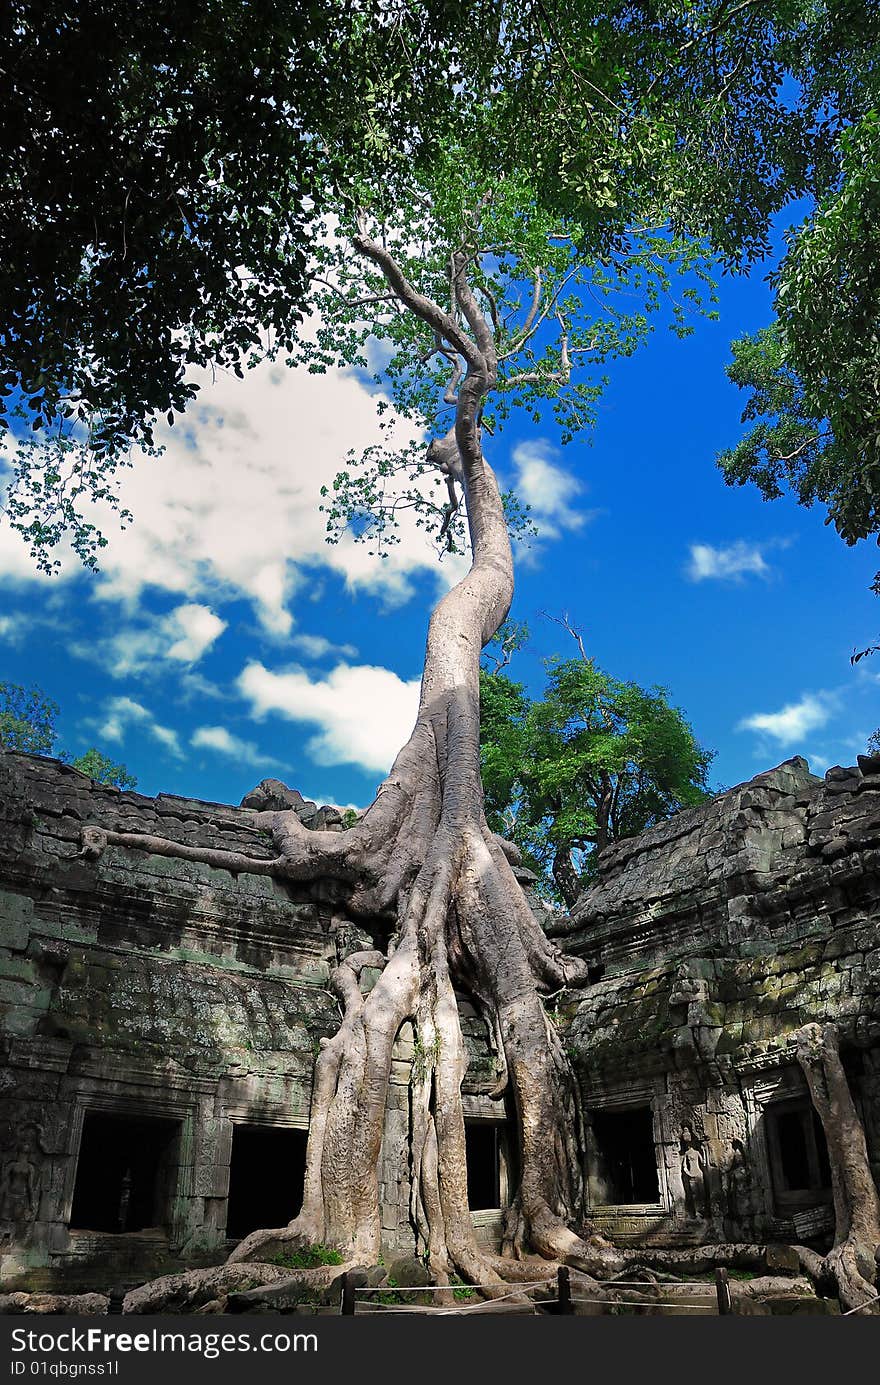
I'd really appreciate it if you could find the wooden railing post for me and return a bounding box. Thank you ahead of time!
[715,1266,731,1316]
[341,1271,356,1315]
[557,1264,573,1315]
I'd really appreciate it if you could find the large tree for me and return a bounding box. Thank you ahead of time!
[481,640,713,908]
[718,5,880,590]
[19,1,849,1291]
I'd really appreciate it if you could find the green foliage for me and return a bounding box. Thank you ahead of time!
[0,682,58,755]
[480,651,713,905]
[69,748,138,791]
[0,681,137,788]
[449,1274,477,1302]
[1,2,821,572]
[0,0,506,571]
[374,1276,407,1305]
[411,1033,442,1085]
[718,9,880,586]
[269,1243,343,1270]
[309,154,723,554]
[341,808,360,829]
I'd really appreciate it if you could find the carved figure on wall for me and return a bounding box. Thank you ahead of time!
[0,1126,40,1229]
[680,1125,708,1220]
[724,1138,753,1235]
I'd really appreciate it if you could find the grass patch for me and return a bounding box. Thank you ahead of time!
[269,1243,344,1270]
[375,1276,407,1305]
[449,1274,476,1302]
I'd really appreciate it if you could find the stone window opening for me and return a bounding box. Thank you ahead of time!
[766,1100,831,1209]
[225,1124,307,1240]
[464,1119,513,1212]
[589,1106,660,1206]
[70,1112,180,1234]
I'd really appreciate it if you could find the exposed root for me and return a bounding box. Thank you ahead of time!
[796,1023,880,1313]
[122,1262,314,1315]
[83,759,614,1291]
[74,278,614,1294]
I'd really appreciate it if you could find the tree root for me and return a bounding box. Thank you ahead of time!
[74,363,613,1293]
[795,1023,880,1313]
[121,1263,318,1315]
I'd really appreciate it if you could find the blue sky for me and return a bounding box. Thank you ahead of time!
[1,245,878,811]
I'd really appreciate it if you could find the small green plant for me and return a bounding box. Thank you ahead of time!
[341,808,360,829]
[375,1275,407,1305]
[411,1033,442,1084]
[269,1242,344,1269]
[449,1274,476,1302]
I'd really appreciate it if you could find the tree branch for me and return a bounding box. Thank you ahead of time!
[352,219,482,369]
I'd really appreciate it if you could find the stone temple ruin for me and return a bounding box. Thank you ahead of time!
[2,745,880,1298]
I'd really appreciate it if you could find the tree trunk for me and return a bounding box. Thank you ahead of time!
[795,1022,880,1312]
[552,845,582,910]
[78,239,624,1291]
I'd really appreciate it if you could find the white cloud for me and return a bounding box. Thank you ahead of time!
[165,604,226,663]
[236,660,421,773]
[1,358,593,647]
[71,601,226,677]
[47,362,460,634]
[686,541,773,583]
[737,693,834,746]
[191,724,282,769]
[511,440,587,538]
[0,614,25,643]
[96,696,183,758]
[291,632,358,662]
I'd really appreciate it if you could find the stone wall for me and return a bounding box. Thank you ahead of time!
[0,752,349,1288]
[557,754,880,1247]
[3,745,880,1288]
[0,751,507,1289]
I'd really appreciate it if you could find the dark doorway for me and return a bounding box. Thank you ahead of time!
[465,1121,502,1211]
[777,1109,811,1189]
[767,1101,831,1205]
[590,1106,659,1205]
[225,1125,307,1239]
[70,1112,180,1233]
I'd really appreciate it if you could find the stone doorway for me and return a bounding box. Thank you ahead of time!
[765,1099,832,1215]
[225,1124,307,1239]
[590,1106,660,1205]
[464,1119,513,1211]
[69,1111,181,1234]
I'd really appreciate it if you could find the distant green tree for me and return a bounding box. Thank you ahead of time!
[0,681,137,789]
[68,747,138,791]
[480,646,713,908]
[0,682,57,754]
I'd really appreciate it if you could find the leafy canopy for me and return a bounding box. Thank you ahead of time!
[718,7,880,587]
[480,638,713,905]
[1,1,818,572]
[0,0,503,570]
[0,682,137,788]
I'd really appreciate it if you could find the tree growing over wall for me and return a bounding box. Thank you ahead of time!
[480,632,713,907]
[15,0,873,1299]
[68,2,816,1286]
[0,681,136,788]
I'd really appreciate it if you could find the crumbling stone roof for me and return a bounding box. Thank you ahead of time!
[556,755,880,970]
